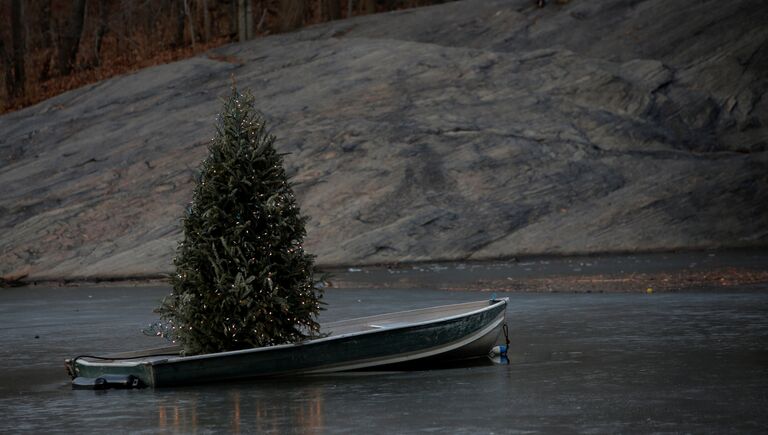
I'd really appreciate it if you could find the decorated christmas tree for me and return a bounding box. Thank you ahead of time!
[156,87,323,355]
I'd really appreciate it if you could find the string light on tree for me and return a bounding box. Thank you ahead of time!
[153,86,324,355]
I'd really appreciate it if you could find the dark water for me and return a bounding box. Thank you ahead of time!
[1,285,768,434]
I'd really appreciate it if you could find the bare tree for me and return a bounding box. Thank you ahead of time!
[93,0,110,67]
[202,0,211,42]
[39,0,54,81]
[184,0,196,48]
[0,0,447,114]
[246,0,254,39]
[229,0,238,38]
[57,0,87,76]
[175,0,186,47]
[256,1,268,33]
[237,0,246,41]
[273,0,305,33]
[237,0,255,41]
[11,0,25,97]
[323,0,341,21]
[0,34,13,102]
[358,0,375,15]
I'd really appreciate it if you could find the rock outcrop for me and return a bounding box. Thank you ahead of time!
[1,0,766,281]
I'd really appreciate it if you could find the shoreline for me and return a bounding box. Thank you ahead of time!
[329,267,768,293]
[4,249,766,293]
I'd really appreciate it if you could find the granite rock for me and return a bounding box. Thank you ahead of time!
[1,0,766,280]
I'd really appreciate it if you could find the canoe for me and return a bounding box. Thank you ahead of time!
[66,298,508,388]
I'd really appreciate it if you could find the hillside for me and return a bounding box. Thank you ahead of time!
[1,0,766,281]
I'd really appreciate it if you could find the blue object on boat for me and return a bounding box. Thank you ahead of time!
[489,344,508,356]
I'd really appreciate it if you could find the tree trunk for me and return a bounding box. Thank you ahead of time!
[11,0,26,98]
[229,0,238,39]
[184,0,196,48]
[256,1,268,33]
[358,0,375,15]
[39,0,54,81]
[0,34,14,102]
[275,0,305,33]
[236,0,255,41]
[202,0,211,42]
[163,0,175,46]
[324,0,341,21]
[57,0,87,76]
[93,0,110,67]
[237,0,247,42]
[245,0,254,39]
[175,0,186,47]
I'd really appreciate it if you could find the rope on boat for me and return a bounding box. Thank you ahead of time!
[489,322,511,359]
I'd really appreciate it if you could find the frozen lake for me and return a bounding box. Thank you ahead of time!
[1,281,767,433]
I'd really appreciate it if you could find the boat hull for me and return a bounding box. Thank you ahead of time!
[69,299,508,387]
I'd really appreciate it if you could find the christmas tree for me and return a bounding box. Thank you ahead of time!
[156,87,323,355]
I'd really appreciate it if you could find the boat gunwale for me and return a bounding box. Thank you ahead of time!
[75,298,509,368]
[300,312,507,374]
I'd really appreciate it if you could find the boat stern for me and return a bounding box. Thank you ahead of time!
[65,356,157,388]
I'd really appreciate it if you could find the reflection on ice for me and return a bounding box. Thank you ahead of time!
[155,387,325,434]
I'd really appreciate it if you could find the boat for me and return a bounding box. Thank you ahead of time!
[65,298,509,388]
